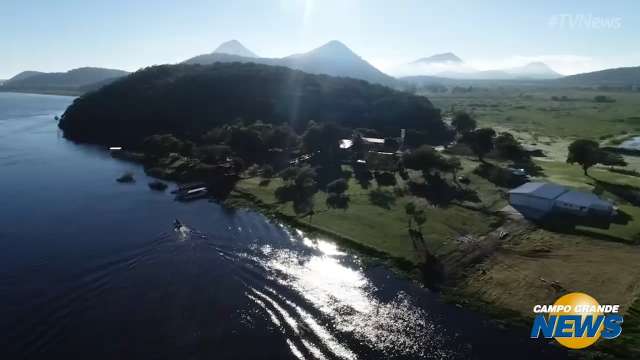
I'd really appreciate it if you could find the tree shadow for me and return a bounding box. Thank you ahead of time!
[354,167,373,189]
[510,158,545,177]
[315,164,344,189]
[326,193,350,211]
[473,163,528,188]
[407,229,443,288]
[408,175,481,206]
[368,188,395,209]
[593,179,640,206]
[538,211,635,244]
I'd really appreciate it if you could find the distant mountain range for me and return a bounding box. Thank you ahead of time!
[1,67,129,94]
[2,41,640,96]
[553,66,640,86]
[399,52,562,80]
[183,40,397,87]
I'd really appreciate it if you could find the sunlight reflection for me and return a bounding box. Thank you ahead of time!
[249,231,456,358]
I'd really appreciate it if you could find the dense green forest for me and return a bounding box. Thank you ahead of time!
[59,63,449,146]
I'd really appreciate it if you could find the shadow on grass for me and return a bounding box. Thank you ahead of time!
[368,188,395,209]
[408,228,443,289]
[593,179,640,206]
[408,175,481,206]
[538,211,637,245]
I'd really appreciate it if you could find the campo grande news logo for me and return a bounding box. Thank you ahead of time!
[530,292,623,349]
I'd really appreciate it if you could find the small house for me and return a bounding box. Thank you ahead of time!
[508,182,614,220]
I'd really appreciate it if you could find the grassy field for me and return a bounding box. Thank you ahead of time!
[234,173,498,267]
[429,89,640,141]
[429,87,640,357]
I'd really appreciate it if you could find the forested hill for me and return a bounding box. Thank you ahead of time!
[1,67,129,94]
[59,63,447,146]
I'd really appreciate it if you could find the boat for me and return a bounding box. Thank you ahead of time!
[170,182,206,194]
[175,186,208,201]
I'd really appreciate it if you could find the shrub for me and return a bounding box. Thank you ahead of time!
[327,178,348,194]
[375,172,397,187]
[326,193,350,210]
[368,188,396,209]
[261,164,274,178]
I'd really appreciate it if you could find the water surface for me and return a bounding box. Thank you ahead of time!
[0,92,566,359]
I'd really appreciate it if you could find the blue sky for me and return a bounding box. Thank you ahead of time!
[1,0,639,78]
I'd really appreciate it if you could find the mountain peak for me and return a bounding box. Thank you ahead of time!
[309,40,359,58]
[412,52,463,65]
[507,62,561,78]
[213,40,258,58]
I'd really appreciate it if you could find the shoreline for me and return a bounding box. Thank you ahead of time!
[0,88,82,97]
[223,183,637,359]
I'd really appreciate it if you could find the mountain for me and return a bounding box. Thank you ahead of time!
[421,62,561,80]
[1,67,129,94]
[553,66,640,86]
[6,70,45,83]
[59,62,448,146]
[213,40,258,58]
[183,40,396,87]
[504,62,561,79]
[279,41,396,86]
[411,53,463,65]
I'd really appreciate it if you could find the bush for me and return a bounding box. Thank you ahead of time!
[260,165,274,178]
[196,144,231,164]
[275,184,297,202]
[246,164,260,177]
[375,172,397,187]
[326,193,350,210]
[368,188,396,209]
[327,178,348,194]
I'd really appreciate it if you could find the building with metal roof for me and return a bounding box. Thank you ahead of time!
[508,182,614,220]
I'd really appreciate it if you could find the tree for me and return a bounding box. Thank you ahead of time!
[279,167,300,182]
[375,172,397,187]
[446,157,463,184]
[451,111,477,134]
[326,193,349,210]
[351,133,366,159]
[260,164,274,178]
[462,128,496,162]
[274,166,318,217]
[196,144,231,163]
[495,132,527,160]
[402,145,451,176]
[567,139,601,176]
[227,127,266,163]
[302,122,346,163]
[142,134,187,158]
[327,178,348,194]
[264,125,299,150]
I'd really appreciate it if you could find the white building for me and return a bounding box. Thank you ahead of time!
[508,182,614,220]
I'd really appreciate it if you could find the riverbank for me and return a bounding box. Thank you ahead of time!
[226,163,640,359]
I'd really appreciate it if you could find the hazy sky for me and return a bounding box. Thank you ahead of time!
[2,0,639,78]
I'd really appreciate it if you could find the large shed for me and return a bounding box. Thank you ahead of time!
[508,182,614,220]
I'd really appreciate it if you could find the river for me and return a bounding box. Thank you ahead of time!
[0,92,566,359]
